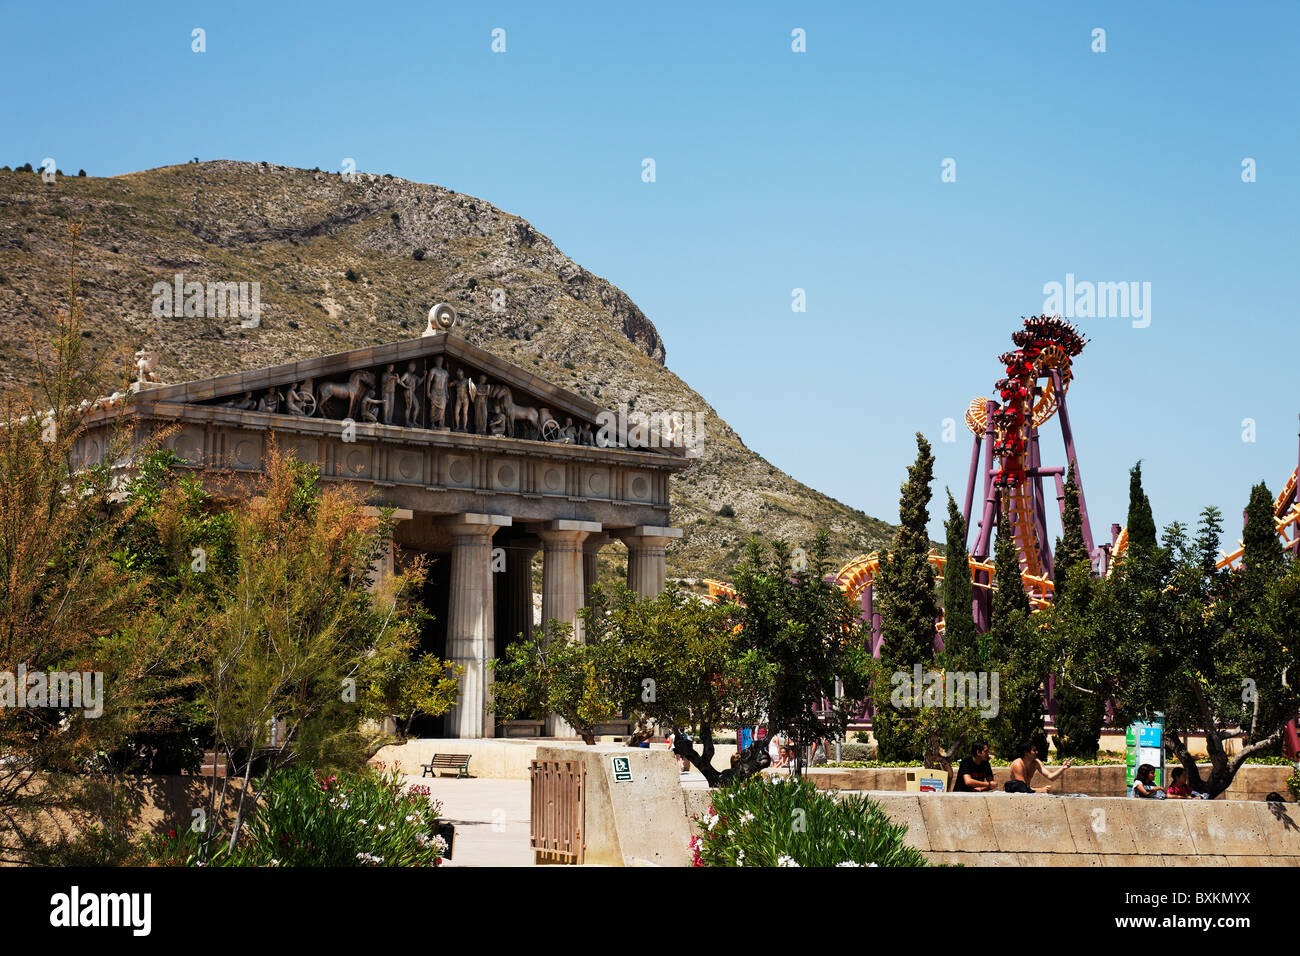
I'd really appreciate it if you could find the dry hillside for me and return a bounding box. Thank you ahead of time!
[0,160,896,580]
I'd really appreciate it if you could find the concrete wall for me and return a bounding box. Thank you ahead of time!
[372,737,742,782]
[865,792,1300,866]
[372,738,549,779]
[805,764,1295,801]
[535,743,693,867]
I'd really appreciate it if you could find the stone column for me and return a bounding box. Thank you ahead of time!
[538,520,601,736]
[616,526,683,597]
[442,513,511,738]
[502,535,539,649]
[582,533,610,604]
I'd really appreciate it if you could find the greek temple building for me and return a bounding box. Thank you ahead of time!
[74,333,690,738]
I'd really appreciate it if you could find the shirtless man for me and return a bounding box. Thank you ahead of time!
[426,356,449,428]
[398,361,422,427]
[380,364,399,426]
[1005,741,1071,793]
[452,368,471,431]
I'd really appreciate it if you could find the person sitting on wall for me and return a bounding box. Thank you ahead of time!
[953,740,998,792]
[767,731,788,770]
[1131,763,1166,799]
[1004,741,1072,793]
[1164,766,1206,799]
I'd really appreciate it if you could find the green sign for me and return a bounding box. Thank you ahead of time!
[1126,715,1165,791]
[611,755,633,782]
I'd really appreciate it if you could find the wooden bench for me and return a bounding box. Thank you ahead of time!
[422,753,472,779]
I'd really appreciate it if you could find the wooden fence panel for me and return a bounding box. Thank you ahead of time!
[529,759,585,864]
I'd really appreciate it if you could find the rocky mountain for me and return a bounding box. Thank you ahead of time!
[0,160,896,581]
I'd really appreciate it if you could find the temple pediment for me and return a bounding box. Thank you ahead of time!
[138,333,678,454]
[75,334,691,528]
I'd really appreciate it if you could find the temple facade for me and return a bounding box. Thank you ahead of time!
[74,333,690,737]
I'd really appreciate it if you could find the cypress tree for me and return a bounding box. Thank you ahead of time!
[1053,460,1088,600]
[987,509,1041,757]
[1126,461,1157,555]
[941,490,976,660]
[1242,482,1283,577]
[992,514,1029,620]
[873,433,938,760]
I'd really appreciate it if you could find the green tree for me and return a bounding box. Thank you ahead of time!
[984,517,1044,759]
[1047,462,1106,758]
[489,621,622,746]
[581,583,764,785]
[1053,461,1088,599]
[0,226,200,863]
[730,531,871,774]
[871,434,938,761]
[1126,461,1158,556]
[940,490,976,658]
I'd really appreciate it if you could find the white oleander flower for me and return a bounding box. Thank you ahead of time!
[432,835,449,854]
[777,855,799,867]
[740,811,755,825]
[836,861,861,867]
[736,849,745,865]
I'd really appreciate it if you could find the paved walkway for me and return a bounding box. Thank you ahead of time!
[406,775,534,867]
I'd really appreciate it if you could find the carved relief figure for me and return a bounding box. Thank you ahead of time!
[426,356,449,428]
[398,361,423,427]
[316,370,376,420]
[452,368,471,430]
[361,394,385,423]
[380,364,399,426]
[285,380,316,416]
[257,387,282,414]
[473,375,492,434]
[226,390,256,411]
[134,349,161,388]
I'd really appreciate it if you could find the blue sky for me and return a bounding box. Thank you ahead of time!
[4,1,1298,543]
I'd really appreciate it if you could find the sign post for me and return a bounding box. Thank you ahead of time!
[1126,714,1165,793]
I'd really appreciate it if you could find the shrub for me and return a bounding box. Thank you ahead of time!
[77,169,86,177]
[345,268,359,282]
[691,775,928,867]
[716,504,736,518]
[1288,766,1299,802]
[137,766,446,867]
[413,247,426,261]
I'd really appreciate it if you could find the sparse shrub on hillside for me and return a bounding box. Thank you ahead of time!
[390,212,400,223]
[77,169,86,177]
[413,248,426,261]
[345,268,359,282]
[717,504,736,518]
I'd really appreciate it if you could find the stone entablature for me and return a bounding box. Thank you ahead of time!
[72,333,691,527]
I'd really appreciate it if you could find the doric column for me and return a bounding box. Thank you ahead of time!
[442,513,511,738]
[538,520,601,736]
[582,533,611,604]
[501,535,539,650]
[615,526,683,597]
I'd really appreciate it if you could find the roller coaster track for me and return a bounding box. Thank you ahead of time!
[703,548,1055,616]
